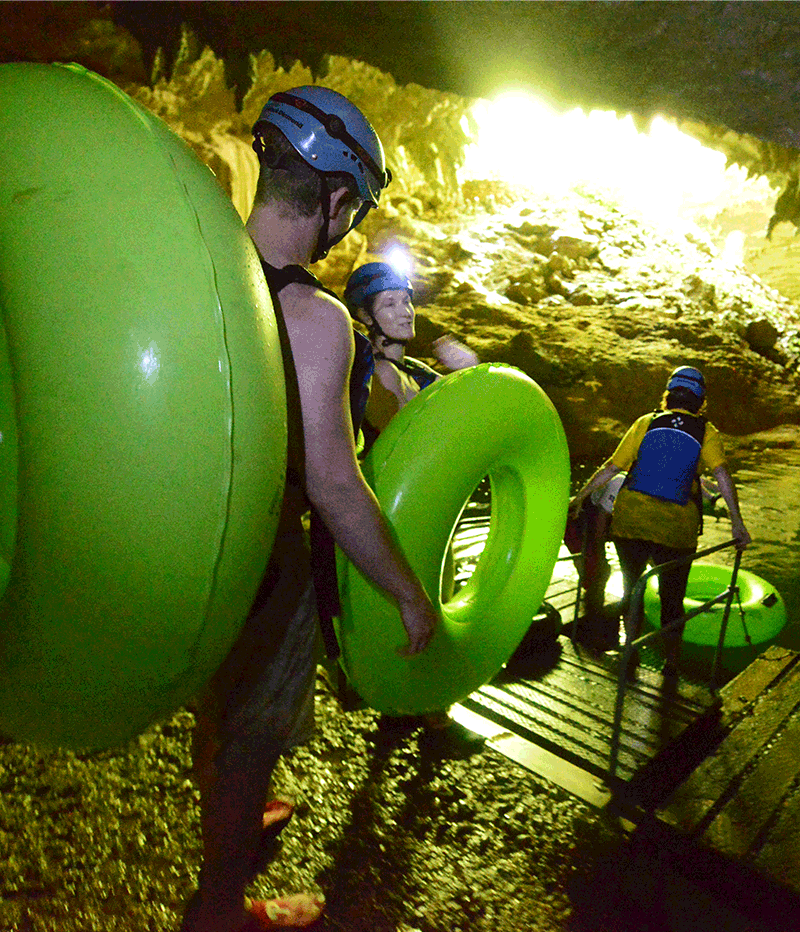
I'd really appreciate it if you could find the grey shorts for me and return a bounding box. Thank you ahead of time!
[224,578,320,751]
[203,539,322,761]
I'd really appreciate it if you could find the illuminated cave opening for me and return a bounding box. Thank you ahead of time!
[458,90,793,300]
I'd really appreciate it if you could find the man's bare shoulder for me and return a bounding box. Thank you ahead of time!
[278,280,354,378]
[279,280,347,324]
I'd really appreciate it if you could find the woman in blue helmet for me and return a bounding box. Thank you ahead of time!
[569,366,751,678]
[344,261,480,735]
[344,261,479,454]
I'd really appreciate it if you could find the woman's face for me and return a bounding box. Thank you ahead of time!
[369,288,415,342]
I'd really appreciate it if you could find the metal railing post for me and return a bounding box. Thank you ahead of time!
[607,538,741,783]
[709,548,742,690]
[608,585,644,780]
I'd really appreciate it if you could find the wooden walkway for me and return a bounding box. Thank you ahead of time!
[451,519,800,920]
[651,645,800,914]
[452,528,724,807]
[459,640,720,797]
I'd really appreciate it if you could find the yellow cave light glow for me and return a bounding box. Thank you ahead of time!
[460,90,775,226]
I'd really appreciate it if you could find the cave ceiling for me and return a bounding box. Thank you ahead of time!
[3,1,800,186]
[2,2,800,441]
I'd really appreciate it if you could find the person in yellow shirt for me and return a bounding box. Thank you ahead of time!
[569,366,751,676]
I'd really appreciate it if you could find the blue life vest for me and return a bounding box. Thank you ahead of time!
[625,410,707,506]
[350,331,375,438]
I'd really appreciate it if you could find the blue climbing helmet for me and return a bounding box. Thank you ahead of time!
[253,86,391,259]
[344,262,414,349]
[667,365,706,398]
[344,262,413,312]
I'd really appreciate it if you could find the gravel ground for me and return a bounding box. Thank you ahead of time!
[3,445,794,932]
[0,669,643,932]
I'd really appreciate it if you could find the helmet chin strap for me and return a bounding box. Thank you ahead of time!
[311,178,333,263]
[378,334,409,350]
[311,178,366,263]
[364,317,409,354]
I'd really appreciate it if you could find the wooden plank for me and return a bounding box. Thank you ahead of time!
[487,732,613,808]
[501,670,706,754]
[537,639,716,728]
[483,681,635,754]
[451,704,614,808]
[658,658,800,834]
[494,671,670,758]
[468,685,624,750]
[703,706,800,859]
[468,640,719,788]
[718,646,800,727]
[753,785,800,891]
[460,687,642,779]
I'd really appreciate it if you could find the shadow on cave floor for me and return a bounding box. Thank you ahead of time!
[565,813,798,932]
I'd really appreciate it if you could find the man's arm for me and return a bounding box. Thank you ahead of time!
[280,284,437,654]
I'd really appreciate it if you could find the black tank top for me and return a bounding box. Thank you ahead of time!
[260,259,369,659]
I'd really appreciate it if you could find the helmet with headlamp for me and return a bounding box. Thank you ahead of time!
[253,86,391,260]
[344,262,414,350]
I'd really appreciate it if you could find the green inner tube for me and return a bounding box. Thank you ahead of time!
[644,561,787,659]
[0,63,286,750]
[335,363,570,715]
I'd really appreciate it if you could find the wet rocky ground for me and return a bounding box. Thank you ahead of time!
[0,673,641,932]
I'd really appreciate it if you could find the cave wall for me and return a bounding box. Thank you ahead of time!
[2,3,800,459]
[5,3,800,192]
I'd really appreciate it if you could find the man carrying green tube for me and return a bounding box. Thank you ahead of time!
[181,87,438,932]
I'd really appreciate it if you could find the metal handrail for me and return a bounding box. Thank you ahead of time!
[607,538,743,782]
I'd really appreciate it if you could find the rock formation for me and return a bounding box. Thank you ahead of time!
[2,5,800,461]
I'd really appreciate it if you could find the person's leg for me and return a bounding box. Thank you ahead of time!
[583,509,617,647]
[184,540,323,932]
[613,537,650,643]
[188,713,283,931]
[650,544,694,670]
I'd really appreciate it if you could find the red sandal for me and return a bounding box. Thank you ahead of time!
[245,893,325,928]
[249,798,295,879]
[262,798,295,833]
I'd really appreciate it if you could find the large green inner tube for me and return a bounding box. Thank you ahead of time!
[0,62,286,750]
[335,363,570,715]
[644,561,787,660]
